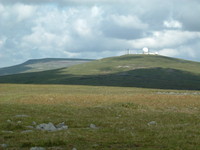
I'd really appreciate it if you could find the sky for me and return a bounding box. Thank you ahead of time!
[0,0,200,67]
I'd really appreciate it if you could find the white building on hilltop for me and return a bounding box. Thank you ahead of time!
[124,47,158,55]
[143,47,149,54]
[142,47,158,55]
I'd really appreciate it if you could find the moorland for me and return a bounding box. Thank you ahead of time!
[0,54,200,150]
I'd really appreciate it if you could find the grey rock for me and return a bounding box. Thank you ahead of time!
[72,148,77,150]
[148,121,157,126]
[21,130,33,133]
[36,122,57,131]
[26,126,34,129]
[15,114,29,118]
[7,119,11,123]
[32,121,37,125]
[61,125,68,129]
[57,125,68,130]
[156,92,200,96]
[90,124,97,129]
[30,147,45,150]
[93,144,99,147]
[36,122,68,131]
[2,131,14,133]
[55,122,65,128]
[56,122,68,130]
[17,121,22,124]
[1,144,8,148]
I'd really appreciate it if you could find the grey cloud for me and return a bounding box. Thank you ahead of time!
[158,40,200,62]
[0,0,200,67]
[102,26,144,40]
[100,14,148,40]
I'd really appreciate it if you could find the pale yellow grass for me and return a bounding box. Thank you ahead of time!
[1,84,200,149]
[11,93,200,113]
[1,84,200,113]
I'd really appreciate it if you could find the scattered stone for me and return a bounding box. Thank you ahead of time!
[148,121,157,126]
[117,65,130,68]
[120,128,126,131]
[55,122,65,128]
[92,144,99,147]
[21,130,33,133]
[176,123,189,127]
[26,126,34,129]
[36,122,57,131]
[57,125,68,131]
[17,121,22,124]
[30,147,45,150]
[7,119,11,123]
[55,122,68,130]
[15,114,29,118]
[90,124,97,129]
[32,121,37,125]
[72,148,77,150]
[2,131,14,133]
[156,92,200,96]
[1,144,8,148]
[49,147,63,150]
[36,122,68,131]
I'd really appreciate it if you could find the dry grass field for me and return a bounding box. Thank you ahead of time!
[0,84,200,149]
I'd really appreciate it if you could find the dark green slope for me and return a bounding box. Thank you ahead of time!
[0,58,93,76]
[0,55,200,90]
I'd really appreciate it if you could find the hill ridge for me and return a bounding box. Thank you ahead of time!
[0,58,94,76]
[0,55,200,90]
[23,58,94,65]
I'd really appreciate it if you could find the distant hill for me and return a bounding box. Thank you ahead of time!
[0,55,200,90]
[0,58,93,76]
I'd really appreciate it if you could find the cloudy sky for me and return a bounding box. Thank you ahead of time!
[0,0,200,67]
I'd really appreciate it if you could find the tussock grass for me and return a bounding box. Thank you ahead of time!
[0,84,200,149]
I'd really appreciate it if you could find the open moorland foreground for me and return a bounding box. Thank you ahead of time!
[1,84,200,150]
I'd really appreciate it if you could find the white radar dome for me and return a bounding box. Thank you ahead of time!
[143,47,149,53]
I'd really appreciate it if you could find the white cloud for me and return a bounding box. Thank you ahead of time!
[0,0,145,5]
[157,46,199,61]
[0,37,6,48]
[158,49,179,57]
[13,4,36,21]
[73,19,92,37]
[22,25,71,52]
[0,0,200,67]
[163,19,182,29]
[0,3,36,23]
[110,14,148,29]
[0,3,4,12]
[0,40,4,48]
[129,30,200,49]
[91,6,103,17]
[178,45,198,58]
[63,51,79,58]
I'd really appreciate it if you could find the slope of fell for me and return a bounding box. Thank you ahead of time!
[61,54,200,75]
[0,58,93,76]
[0,55,200,90]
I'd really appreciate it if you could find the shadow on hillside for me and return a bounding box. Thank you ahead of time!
[0,65,32,76]
[0,67,200,90]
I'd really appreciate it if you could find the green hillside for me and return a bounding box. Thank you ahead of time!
[0,58,93,76]
[0,55,200,90]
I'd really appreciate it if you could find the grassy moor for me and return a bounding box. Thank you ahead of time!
[0,84,200,149]
[0,55,200,149]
